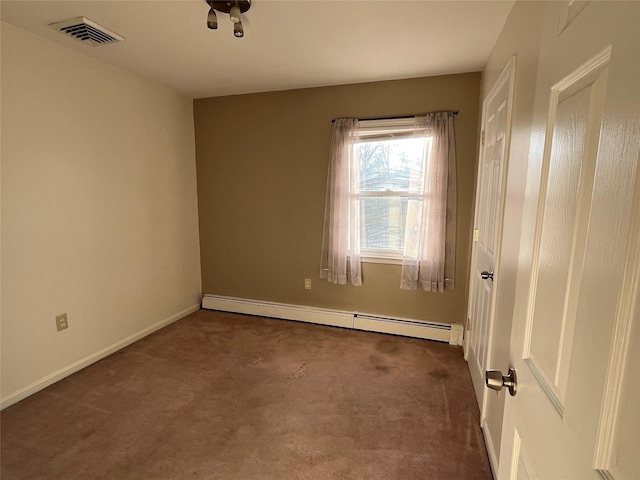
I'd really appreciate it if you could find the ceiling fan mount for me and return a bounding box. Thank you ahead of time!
[206,1,251,16]
[205,0,251,37]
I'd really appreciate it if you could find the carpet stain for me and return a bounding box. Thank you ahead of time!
[287,363,307,380]
[369,354,380,362]
[374,364,392,373]
[429,367,450,379]
[369,354,393,373]
[376,338,400,354]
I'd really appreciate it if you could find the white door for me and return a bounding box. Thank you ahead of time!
[496,2,640,479]
[466,59,515,416]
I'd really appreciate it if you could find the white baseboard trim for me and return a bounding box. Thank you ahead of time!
[482,418,499,479]
[202,294,463,346]
[1,303,201,410]
[203,294,353,329]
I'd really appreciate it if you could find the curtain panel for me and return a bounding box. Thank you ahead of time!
[319,118,362,286]
[400,113,457,292]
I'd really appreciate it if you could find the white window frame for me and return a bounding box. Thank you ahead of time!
[354,118,430,264]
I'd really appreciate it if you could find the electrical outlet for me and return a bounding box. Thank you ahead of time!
[304,278,312,290]
[55,313,68,332]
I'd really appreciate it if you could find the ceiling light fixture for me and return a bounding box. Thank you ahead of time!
[234,21,244,38]
[207,5,218,30]
[229,4,241,23]
[205,0,251,37]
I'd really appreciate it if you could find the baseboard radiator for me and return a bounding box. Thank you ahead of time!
[202,294,463,345]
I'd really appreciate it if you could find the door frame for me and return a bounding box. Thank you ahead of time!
[465,56,516,444]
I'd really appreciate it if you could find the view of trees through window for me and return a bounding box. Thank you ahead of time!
[357,137,427,255]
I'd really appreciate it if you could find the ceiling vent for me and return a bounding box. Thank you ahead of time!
[49,17,124,47]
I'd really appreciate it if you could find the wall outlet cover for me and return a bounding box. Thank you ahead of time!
[56,313,68,331]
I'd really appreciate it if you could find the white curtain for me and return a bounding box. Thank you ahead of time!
[400,113,457,292]
[319,118,362,286]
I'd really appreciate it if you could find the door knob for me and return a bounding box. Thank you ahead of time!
[485,368,517,396]
[480,270,494,280]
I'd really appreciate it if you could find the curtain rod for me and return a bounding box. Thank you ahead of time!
[331,111,459,124]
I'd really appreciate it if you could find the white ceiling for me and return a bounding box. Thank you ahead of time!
[1,0,514,99]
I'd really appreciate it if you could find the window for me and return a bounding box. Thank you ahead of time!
[320,114,456,291]
[355,119,431,262]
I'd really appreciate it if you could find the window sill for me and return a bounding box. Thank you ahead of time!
[361,256,403,265]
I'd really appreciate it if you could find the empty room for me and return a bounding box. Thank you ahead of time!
[1,1,639,479]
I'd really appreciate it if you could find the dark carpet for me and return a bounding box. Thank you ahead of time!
[1,309,492,479]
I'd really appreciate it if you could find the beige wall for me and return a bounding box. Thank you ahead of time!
[194,73,480,323]
[479,1,547,467]
[1,24,202,406]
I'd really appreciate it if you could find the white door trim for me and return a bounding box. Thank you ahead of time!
[466,56,517,425]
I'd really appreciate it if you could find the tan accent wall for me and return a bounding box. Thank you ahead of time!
[1,23,202,403]
[194,73,480,323]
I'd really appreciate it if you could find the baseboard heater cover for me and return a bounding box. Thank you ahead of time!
[202,294,463,345]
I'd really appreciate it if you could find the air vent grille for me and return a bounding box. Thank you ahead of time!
[49,17,124,47]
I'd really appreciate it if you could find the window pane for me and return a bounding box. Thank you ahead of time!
[360,196,408,251]
[357,137,426,192]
